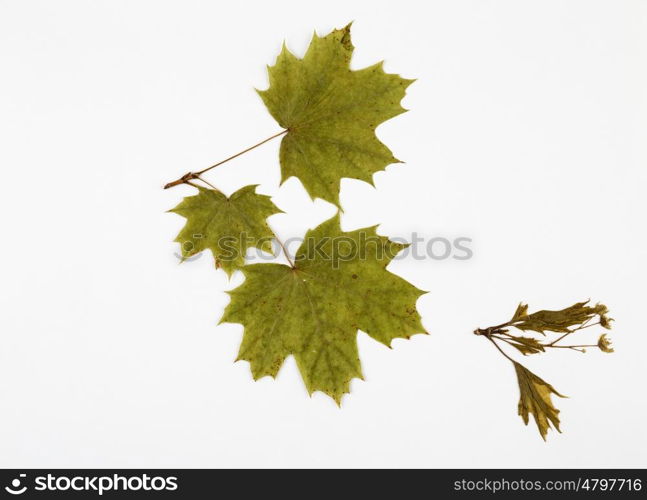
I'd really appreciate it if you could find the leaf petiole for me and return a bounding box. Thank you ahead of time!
[267,221,295,269]
[163,129,287,189]
[486,335,517,364]
[547,320,600,346]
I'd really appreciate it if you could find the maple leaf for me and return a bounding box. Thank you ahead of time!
[506,336,545,356]
[169,185,281,276]
[513,362,566,440]
[220,214,426,403]
[512,300,608,334]
[257,23,414,207]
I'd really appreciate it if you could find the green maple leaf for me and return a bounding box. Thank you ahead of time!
[506,336,545,356]
[169,185,281,276]
[513,362,566,440]
[512,300,608,334]
[257,23,414,207]
[220,214,426,403]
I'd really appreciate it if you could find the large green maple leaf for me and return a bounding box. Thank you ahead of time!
[258,24,414,207]
[220,214,426,403]
[169,185,281,276]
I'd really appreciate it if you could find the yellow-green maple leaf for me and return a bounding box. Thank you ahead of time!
[169,185,281,276]
[220,214,426,403]
[257,24,414,207]
[513,300,608,334]
[514,362,566,440]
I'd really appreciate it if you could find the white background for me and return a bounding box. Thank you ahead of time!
[1,0,646,468]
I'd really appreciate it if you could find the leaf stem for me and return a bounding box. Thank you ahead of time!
[548,344,598,353]
[267,222,295,268]
[163,129,288,189]
[487,336,516,365]
[493,336,521,347]
[547,320,599,346]
[194,176,220,191]
[473,322,511,337]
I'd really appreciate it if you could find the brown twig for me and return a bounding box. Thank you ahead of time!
[163,130,287,189]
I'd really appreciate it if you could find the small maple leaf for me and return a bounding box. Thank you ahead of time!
[506,336,545,356]
[513,300,607,334]
[169,185,282,276]
[257,23,414,207]
[220,214,426,404]
[513,362,566,440]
